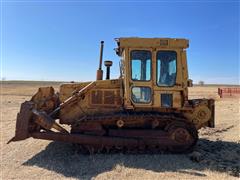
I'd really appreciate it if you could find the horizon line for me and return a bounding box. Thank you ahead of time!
[1,79,240,86]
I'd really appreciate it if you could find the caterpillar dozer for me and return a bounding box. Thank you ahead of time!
[9,38,215,153]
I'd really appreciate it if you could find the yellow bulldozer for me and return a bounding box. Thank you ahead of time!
[9,38,215,153]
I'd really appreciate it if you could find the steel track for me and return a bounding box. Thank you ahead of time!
[70,112,198,154]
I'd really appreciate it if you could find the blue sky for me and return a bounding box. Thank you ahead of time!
[1,1,239,84]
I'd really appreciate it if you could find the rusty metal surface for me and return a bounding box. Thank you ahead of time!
[8,101,34,143]
[96,41,104,80]
[71,123,106,136]
[31,86,59,114]
[184,99,215,129]
[91,90,103,104]
[33,109,68,134]
[29,116,198,153]
[71,112,190,131]
[31,130,191,149]
[208,99,215,128]
[108,129,167,138]
[31,132,140,147]
[68,113,197,153]
[103,90,115,104]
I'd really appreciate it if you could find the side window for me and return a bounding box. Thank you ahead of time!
[157,51,177,86]
[132,87,151,103]
[131,50,151,81]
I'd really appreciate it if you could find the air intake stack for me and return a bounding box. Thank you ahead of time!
[104,60,113,80]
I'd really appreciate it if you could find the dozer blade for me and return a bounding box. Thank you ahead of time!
[7,101,34,143]
[8,101,68,144]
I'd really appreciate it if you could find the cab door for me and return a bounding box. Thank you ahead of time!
[126,48,153,108]
[153,49,183,108]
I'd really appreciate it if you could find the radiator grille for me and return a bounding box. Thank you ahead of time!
[91,90,119,105]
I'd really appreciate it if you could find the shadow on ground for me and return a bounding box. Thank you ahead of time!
[23,139,240,179]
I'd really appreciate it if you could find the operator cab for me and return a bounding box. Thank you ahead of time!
[115,37,189,110]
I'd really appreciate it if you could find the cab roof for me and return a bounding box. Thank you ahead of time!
[115,37,189,56]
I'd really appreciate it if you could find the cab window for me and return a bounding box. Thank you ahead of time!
[131,50,151,81]
[132,87,151,103]
[157,51,177,86]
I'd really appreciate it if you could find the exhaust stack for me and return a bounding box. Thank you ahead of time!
[96,41,104,80]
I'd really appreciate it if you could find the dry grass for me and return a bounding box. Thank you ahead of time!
[1,82,239,180]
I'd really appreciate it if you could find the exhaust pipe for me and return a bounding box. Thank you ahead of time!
[96,41,104,80]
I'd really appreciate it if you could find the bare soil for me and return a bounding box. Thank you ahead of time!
[1,82,239,180]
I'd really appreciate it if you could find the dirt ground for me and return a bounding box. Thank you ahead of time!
[1,82,239,180]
